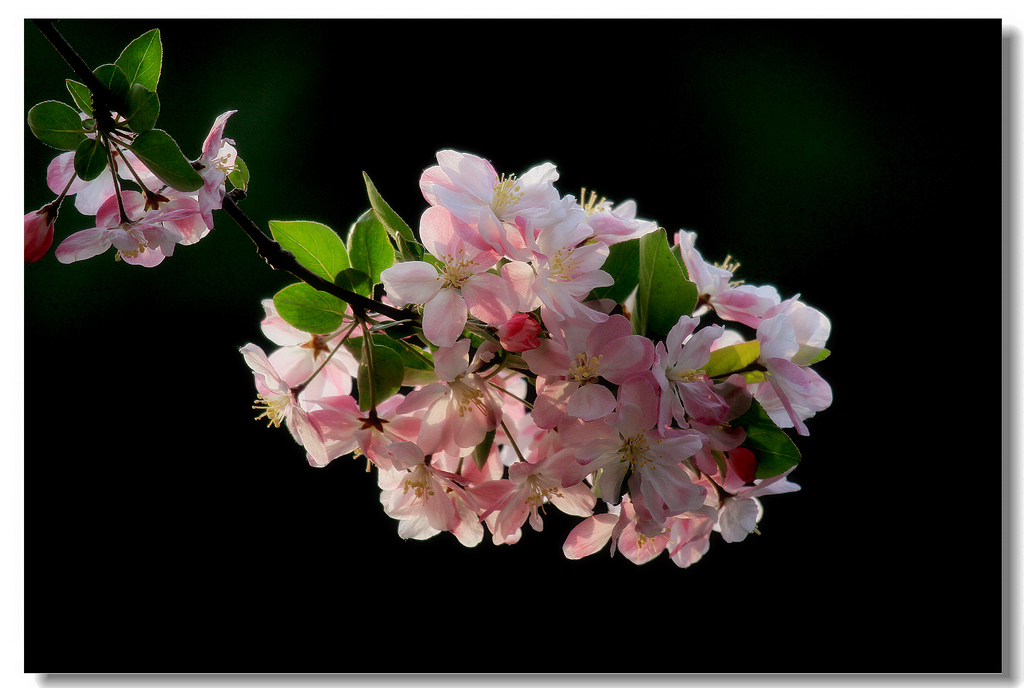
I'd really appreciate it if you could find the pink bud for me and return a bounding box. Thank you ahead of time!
[24,205,56,263]
[496,313,541,352]
[729,448,758,484]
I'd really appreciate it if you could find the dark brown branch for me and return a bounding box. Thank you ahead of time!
[31,19,131,115]
[222,189,415,324]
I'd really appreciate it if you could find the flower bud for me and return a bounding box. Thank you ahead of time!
[24,204,56,262]
[496,313,541,352]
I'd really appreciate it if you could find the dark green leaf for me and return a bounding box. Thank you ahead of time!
[335,267,372,298]
[92,64,131,107]
[633,228,699,341]
[347,209,395,286]
[357,344,405,411]
[344,334,435,387]
[73,137,108,181]
[227,156,249,191]
[27,100,87,151]
[65,80,92,116]
[127,129,203,192]
[273,282,348,334]
[732,398,801,479]
[269,220,349,283]
[125,83,159,133]
[590,237,640,303]
[363,172,423,261]
[472,429,497,471]
[115,29,162,91]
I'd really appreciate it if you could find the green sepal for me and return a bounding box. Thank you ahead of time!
[127,128,203,192]
[73,137,108,181]
[357,344,405,411]
[347,209,395,287]
[124,83,160,133]
[590,237,640,304]
[472,429,497,471]
[363,172,423,262]
[269,220,350,283]
[704,340,761,379]
[633,228,699,341]
[272,282,349,334]
[732,397,801,480]
[65,80,92,116]
[114,29,162,92]
[228,156,249,191]
[27,100,87,151]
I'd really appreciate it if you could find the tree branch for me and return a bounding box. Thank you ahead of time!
[31,19,131,115]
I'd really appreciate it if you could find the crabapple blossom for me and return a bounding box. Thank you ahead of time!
[240,343,328,467]
[54,190,201,267]
[307,393,421,470]
[380,206,518,347]
[474,448,597,546]
[522,314,655,428]
[396,339,503,457]
[652,315,731,428]
[713,467,801,543]
[378,441,483,546]
[754,298,833,435]
[575,189,658,246]
[419,149,561,260]
[46,135,162,216]
[675,230,781,328]
[24,204,56,262]
[501,206,614,323]
[194,110,238,229]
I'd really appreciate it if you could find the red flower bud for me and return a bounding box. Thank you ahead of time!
[496,313,541,352]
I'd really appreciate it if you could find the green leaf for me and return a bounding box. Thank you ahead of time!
[633,228,699,341]
[804,348,831,366]
[363,172,422,261]
[357,344,405,411]
[472,429,497,471]
[92,64,131,107]
[335,267,372,298]
[115,29,162,92]
[127,129,203,192]
[269,220,350,283]
[27,100,87,150]
[227,156,249,191]
[704,340,761,379]
[73,137,108,181]
[273,282,349,334]
[65,80,92,116]
[732,398,801,479]
[590,237,640,304]
[344,334,435,387]
[124,83,160,133]
[347,209,395,287]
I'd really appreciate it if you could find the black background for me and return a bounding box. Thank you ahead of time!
[23,19,1005,673]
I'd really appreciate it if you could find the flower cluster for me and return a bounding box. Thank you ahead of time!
[240,150,833,567]
[25,109,239,266]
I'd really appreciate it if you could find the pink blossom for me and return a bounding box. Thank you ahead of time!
[713,468,801,543]
[674,230,781,328]
[522,314,655,428]
[378,441,483,546]
[561,498,671,565]
[576,190,658,245]
[24,204,56,262]
[501,207,613,323]
[380,206,518,347]
[240,343,328,467]
[754,298,833,435]
[46,139,161,216]
[193,110,238,229]
[396,339,502,457]
[420,150,561,260]
[652,315,731,428]
[258,298,358,402]
[475,450,596,545]
[307,393,421,470]
[560,375,707,537]
[495,313,541,352]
